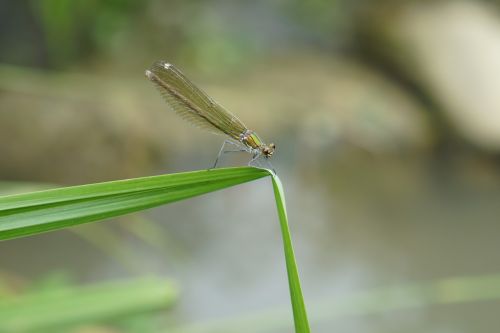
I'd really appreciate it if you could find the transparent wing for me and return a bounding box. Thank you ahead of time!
[146,61,247,140]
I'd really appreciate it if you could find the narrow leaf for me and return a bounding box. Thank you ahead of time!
[0,167,311,333]
[271,174,310,333]
[0,167,268,240]
[0,277,177,332]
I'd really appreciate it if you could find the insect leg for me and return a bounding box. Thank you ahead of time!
[263,158,276,174]
[248,154,276,174]
[223,148,247,154]
[248,152,262,167]
[212,140,241,169]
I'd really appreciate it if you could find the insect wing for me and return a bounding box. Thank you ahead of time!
[146,61,247,139]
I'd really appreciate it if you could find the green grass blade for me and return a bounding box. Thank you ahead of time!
[0,167,311,332]
[0,167,268,240]
[271,174,310,333]
[0,277,177,332]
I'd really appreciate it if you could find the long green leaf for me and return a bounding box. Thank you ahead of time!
[272,175,310,333]
[0,167,311,333]
[0,277,177,332]
[0,167,268,240]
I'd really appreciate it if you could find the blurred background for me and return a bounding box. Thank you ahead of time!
[1,0,500,332]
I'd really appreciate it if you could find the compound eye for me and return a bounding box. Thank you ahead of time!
[270,143,276,149]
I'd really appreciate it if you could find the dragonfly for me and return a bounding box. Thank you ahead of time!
[145,61,275,170]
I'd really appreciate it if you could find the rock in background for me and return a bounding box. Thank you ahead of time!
[357,1,500,151]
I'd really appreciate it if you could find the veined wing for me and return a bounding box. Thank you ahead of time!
[145,61,247,140]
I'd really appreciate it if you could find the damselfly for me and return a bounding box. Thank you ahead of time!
[145,61,275,170]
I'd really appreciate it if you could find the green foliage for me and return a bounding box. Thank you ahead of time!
[0,167,268,240]
[0,277,177,332]
[30,0,144,68]
[272,175,310,333]
[0,167,310,332]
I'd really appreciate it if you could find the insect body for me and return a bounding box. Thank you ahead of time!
[240,130,275,157]
[145,61,275,169]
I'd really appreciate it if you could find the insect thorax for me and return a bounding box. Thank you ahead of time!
[239,130,264,150]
